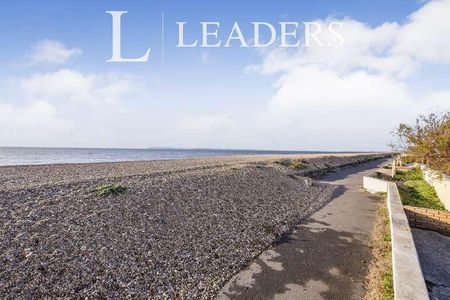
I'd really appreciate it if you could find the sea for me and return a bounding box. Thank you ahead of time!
[0,147,339,166]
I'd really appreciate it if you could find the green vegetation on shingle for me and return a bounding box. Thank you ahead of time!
[291,161,305,170]
[95,184,127,197]
[273,159,306,170]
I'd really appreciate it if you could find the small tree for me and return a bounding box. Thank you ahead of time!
[391,112,450,175]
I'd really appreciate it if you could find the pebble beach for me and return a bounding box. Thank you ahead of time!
[0,153,388,299]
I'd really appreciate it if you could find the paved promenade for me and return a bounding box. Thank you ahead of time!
[218,159,387,300]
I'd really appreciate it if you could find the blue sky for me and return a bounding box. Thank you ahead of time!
[0,0,421,70]
[0,0,449,150]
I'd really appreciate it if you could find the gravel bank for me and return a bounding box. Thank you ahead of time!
[0,153,382,192]
[412,228,450,300]
[0,153,387,299]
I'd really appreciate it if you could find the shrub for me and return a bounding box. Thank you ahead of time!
[95,184,127,197]
[391,112,450,176]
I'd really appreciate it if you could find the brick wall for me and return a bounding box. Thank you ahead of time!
[396,166,413,172]
[404,206,450,236]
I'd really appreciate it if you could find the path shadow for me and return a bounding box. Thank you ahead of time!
[222,217,370,299]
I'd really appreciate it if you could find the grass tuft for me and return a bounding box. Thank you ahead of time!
[364,203,394,300]
[382,234,391,242]
[381,271,394,300]
[273,159,306,170]
[374,192,387,198]
[291,161,305,170]
[273,159,290,167]
[95,184,127,197]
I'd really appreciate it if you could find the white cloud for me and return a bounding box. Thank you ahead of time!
[3,0,450,150]
[27,39,82,64]
[253,19,415,78]
[0,101,73,146]
[18,69,138,109]
[252,66,414,150]
[0,69,145,147]
[170,0,450,151]
[253,0,450,77]
[395,0,450,64]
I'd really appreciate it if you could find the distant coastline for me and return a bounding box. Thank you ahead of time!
[0,147,372,166]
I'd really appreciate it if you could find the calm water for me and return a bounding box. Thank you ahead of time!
[0,147,335,166]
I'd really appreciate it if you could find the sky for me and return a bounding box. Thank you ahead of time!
[0,0,449,151]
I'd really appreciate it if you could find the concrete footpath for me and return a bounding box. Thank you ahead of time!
[217,159,387,300]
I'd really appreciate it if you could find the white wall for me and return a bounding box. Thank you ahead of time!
[422,168,450,210]
[363,173,429,300]
[363,174,388,193]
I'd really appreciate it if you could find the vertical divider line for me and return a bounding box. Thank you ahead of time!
[161,10,165,64]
